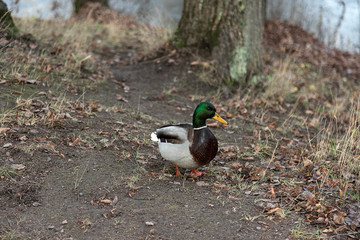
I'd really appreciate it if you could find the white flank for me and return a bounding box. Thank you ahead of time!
[151,132,159,142]
[152,125,199,169]
[159,141,198,168]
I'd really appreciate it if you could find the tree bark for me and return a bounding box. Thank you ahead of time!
[0,0,18,34]
[74,0,109,13]
[177,0,264,85]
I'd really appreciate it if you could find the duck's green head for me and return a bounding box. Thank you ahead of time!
[193,102,228,128]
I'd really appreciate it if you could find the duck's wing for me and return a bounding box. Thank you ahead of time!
[152,124,193,144]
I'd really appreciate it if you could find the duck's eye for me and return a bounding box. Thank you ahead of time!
[207,107,212,111]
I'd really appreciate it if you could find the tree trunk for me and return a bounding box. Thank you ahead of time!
[74,0,109,13]
[177,0,264,85]
[0,0,18,34]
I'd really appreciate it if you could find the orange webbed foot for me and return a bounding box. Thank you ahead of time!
[175,165,180,177]
[190,169,203,177]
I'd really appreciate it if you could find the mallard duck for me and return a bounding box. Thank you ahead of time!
[151,102,227,176]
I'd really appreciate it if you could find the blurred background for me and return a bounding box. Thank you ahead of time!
[3,0,360,53]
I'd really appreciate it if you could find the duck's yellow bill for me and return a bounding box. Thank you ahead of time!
[212,112,228,125]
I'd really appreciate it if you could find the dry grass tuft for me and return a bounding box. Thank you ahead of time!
[311,95,360,180]
[264,57,298,100]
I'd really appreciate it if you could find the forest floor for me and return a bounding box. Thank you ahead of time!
[1,4,360,240]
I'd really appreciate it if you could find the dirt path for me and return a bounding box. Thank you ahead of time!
[0,56,319,240]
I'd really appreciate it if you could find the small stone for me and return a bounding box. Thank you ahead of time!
[256,226,262,230]
[145,221,155,226]
[79,192,84,197]
[48,225,55,230]
[61,220,68,225]
[196,181,210,187]
[32,202,41,207]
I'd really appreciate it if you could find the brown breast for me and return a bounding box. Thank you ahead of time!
[189,127,218,166]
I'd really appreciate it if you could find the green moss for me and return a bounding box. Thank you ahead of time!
[198,0,204,11]
[171,31,186,48]
[229,46,248,81]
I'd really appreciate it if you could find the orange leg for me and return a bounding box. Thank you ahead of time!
[175,165,180,177]
[190,169,203,177]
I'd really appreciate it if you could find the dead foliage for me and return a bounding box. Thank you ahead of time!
[73,2,139,28]
[264,19,360,80]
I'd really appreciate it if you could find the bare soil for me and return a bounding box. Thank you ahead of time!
[0,46,322,240]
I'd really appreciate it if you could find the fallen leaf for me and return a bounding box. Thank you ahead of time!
[0,127,10,134]
[267,122,277,129]
[3,143,12,148]
[24,111,33,118]
[228,195,241,201]
[207,122,219,127]
[19,135,28,141]
[303,158,313,168]
[116,94,128,102]
[29,43,38,49]
[333,214,345,225]
[12,91,22,95]
[269,186,276,199]
[100,199,112,204]
[122,83,130,92]
[214,183,230,189]
[242,156,255,161]
[268,207,282,214]
[10,164,25,170]
[111,196,119,206]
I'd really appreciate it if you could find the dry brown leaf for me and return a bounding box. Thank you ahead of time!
[100,199,112,204]
[122,83,130,92]
[228,195,241,201]
[269,186,276,199]
[12,91,22,95]
[267,122,277,129]
[111,196,119,206]
[207,122,219,127]
[333,214,345,225]
[10,164,26,170]
[241,157,254,161]
[214,183,230,189]
[0,127,10,134]
[116,94,128,102]
[303,158,313,168]
[268,207,282,214]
